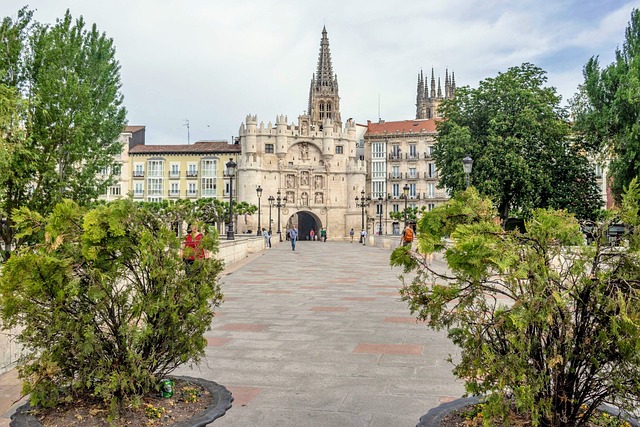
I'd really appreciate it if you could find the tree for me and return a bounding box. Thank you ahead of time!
[0,8,127,259]
[391,187,640,427]
[573,9,640,202]
[435,63,601,220]
[0,199,224,412]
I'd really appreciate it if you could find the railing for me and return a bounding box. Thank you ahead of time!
[133,171,144,178]
[186,171,198,178]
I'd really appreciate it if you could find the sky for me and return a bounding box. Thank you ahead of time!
[2,0,638,145]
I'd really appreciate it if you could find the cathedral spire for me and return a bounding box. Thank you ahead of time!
[430,68,436,98]
[308,27,341,127]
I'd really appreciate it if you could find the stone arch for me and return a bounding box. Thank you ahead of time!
[285,210,322,241]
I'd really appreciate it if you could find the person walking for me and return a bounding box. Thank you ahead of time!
[320,227,327,242]
[310,228,315,241]
[349,228,354,243]
[262,227,271,248]
[360,229,366,246]
[401,223,414,247]
[289,226,298,251]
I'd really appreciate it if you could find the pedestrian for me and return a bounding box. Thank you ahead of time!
[262,227,271,248]
[349,228,354,243]
[182,224,204,274]
[401,223,414,247]
[360,229,366,246]
[310,228,315,241]
[320,227,327,242]
[289,225,298,251]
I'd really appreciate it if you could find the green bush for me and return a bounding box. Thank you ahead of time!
[392,185,640,427]
[0,199,223,411]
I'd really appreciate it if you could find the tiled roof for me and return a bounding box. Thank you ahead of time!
[124,125,145,133]
[366,119,439,136]
[129,141,240,154]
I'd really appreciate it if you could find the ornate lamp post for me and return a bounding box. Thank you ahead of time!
[256,185,263,235]
[402,184,410,225]
[463,155,473,189]
[268,195,274,235]
[275,190,287,242]
[355,190,370,232]
[377,196,383,235]
[225,158,237,240]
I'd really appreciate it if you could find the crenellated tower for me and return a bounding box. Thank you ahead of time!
[308,26,342,128]
[416,68,456,120]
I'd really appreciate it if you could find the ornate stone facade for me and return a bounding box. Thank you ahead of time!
[236,27,366,240]
[416,68,456,120]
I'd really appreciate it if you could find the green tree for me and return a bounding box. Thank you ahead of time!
[0,8,126,259]
[435,63,601,220]
[391,187,640,427]
[0,199,224,412]
[573,9,640,202]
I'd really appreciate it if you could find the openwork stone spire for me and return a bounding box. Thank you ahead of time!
[308,26,341,127]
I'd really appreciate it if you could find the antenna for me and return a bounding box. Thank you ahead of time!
[183,119,190,144]
[378,94,381,122]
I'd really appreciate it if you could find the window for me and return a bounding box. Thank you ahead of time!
[147,160,164,177]
[201,178,216,197]
[147,178,163,196]
[409,167,417,179]
[392,183,399,198]
[134,182,144,196]
[391,145,400,159]
[112,164,122,176]
[409,183,417,198]
[201,159,216,177]
[392,165,400,179]
[134,163,144,177]
[428,203,435,211]
[169,182,179,196]
[187,163,198,178]
[372,181,385,199]
[109,185,121,196]
[99,167,108,176]
[428,163,436,178]
[187,182,197,196]
[409,144,417,158]
[372,141,385,159]
[335,145,344,154]
[428,183,435,198]
[170,163,180,178]
[265,144,274,153]
[392,204,399,213]
[595,164,603,178]
[376,204,383,215]
[372,162,385,179]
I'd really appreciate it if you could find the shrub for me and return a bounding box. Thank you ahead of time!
[0,199,224,412]
[391,185,640,427]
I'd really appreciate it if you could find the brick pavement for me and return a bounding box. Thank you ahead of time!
[0,240,464,427]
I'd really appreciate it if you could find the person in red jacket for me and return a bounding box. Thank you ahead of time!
[183,224,204,273]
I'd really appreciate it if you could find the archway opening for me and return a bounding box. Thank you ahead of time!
[286,211,322,241]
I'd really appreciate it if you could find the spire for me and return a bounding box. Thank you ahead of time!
[451,71,456,98]
[437,77,442,98]
[430,68,436,98]
[308,27,341,127]
[445,69,450,98]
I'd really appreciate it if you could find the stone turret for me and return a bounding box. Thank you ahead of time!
[416,68,456,120]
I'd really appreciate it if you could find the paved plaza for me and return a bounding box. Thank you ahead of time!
[1,240,464,427]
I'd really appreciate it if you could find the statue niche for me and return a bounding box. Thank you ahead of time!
[314,175,324,189]
[300,171,310,187]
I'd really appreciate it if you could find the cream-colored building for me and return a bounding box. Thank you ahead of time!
[99,125,145,201]
[128,141,240,202]
[236,27,366,240]
[364,118,449,235]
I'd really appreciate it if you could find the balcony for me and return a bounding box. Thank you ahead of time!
[407,154,419,162]
[168,190,180,198]
[133,171,144,179]
[169,172,181,179]
[424,171,438,180]
[133,191,144,198]
[186,190,198,197]
[388,173,402,180]
[186,171,198,179]
[388,154,401,161]
[406,172,418,180]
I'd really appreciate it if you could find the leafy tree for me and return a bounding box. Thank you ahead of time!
[435,63,601,220]
[391,187,640,427]
[388,206,425,224]
[0,8,126,259]
[573,9,640,202]
[0,199,224,413]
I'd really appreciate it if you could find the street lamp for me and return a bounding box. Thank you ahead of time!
[268,195,274,235]
[225,158,237,240]
[377,196,383,235]
[402,184,410,225]
[355,190,370,232]
[256,185,263,235]
[463,155,473,189]
[275,190,287,242]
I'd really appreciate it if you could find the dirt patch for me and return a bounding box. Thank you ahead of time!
[30,378,213,427]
